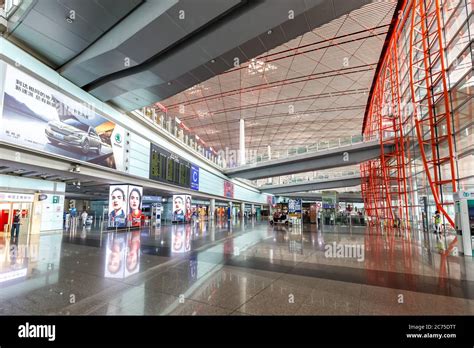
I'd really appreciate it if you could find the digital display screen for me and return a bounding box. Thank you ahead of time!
[149,143,193,189]
[166,158,174,181]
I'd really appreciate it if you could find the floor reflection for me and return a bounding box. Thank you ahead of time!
[1,218,473,315]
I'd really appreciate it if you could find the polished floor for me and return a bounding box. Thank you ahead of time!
[1,218,473,315]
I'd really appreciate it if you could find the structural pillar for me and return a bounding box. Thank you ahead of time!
[267,145,271,160]
[228,201,232,220]
[239,118,245,165]
[241,202,245,219]
[210,198,215,219]
[251,204,255,218]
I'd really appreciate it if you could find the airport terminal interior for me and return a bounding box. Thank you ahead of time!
[0,0,473,316]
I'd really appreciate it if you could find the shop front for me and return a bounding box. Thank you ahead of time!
[0,192,34,235]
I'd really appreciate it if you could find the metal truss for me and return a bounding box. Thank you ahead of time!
[361,0,457,241]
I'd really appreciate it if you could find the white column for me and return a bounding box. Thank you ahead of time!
[210,199,215,219]
[251,204,255,217]
[267,145,271,160]
[239,118,245,165]
[241,202,245,219]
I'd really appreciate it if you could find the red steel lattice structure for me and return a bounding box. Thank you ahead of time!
[361,0,457,235]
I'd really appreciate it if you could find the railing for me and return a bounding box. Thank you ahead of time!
[136,106,394,171]
[256,170,361,187]
[135,110,224,168]
[227,132,391,169]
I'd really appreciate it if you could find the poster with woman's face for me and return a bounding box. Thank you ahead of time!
[108,185,129,228]
[173,195,185,222]
[127,185,143,227]
[185,195,192,222]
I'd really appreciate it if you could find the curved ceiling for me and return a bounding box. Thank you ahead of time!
[4,0,375,112]
[157,1,397,152]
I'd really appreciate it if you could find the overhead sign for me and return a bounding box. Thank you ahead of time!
[0,63,126,171]
[288,199,302,213]
[149,143,192,189]
[0,192,34,202]
[190,165,199,190]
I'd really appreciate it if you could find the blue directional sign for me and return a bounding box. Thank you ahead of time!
[191,165,199,190]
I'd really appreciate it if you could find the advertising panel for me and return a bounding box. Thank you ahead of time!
[224,181,234,199]
[108,185,129,228]
[190,165,199,190]
[185,195,192,223]
[288,199,302,213]
[172,195,186,222]
[127,185,143,227]
[0,64,126,170]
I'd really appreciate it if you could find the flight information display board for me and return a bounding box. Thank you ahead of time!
[150,143,192,189]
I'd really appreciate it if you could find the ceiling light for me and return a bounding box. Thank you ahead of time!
[66,16,74,23]
[167,82,172,86]
[211,59,216,63]
[267,29,272,35]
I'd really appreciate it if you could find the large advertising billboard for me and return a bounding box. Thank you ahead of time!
[0,63,125,170]
[108,185,143,228]
[172,195,185,222]
[172,194,192,223]
[127,185,143,228]
[108,185,129,228]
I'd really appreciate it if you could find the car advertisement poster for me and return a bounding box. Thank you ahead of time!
[108,185,129,228]
[0,63,125,170]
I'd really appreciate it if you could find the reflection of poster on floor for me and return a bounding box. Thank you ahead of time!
[0,63,125,170]
[104,233,126,279]
[124,231,140,277]
[171,225,185,253]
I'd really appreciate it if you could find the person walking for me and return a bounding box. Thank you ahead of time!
[81,210,88,227]
[11,211,21,242]
[433,210,442,235]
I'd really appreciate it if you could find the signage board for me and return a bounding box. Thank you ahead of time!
[0,63,126,170]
